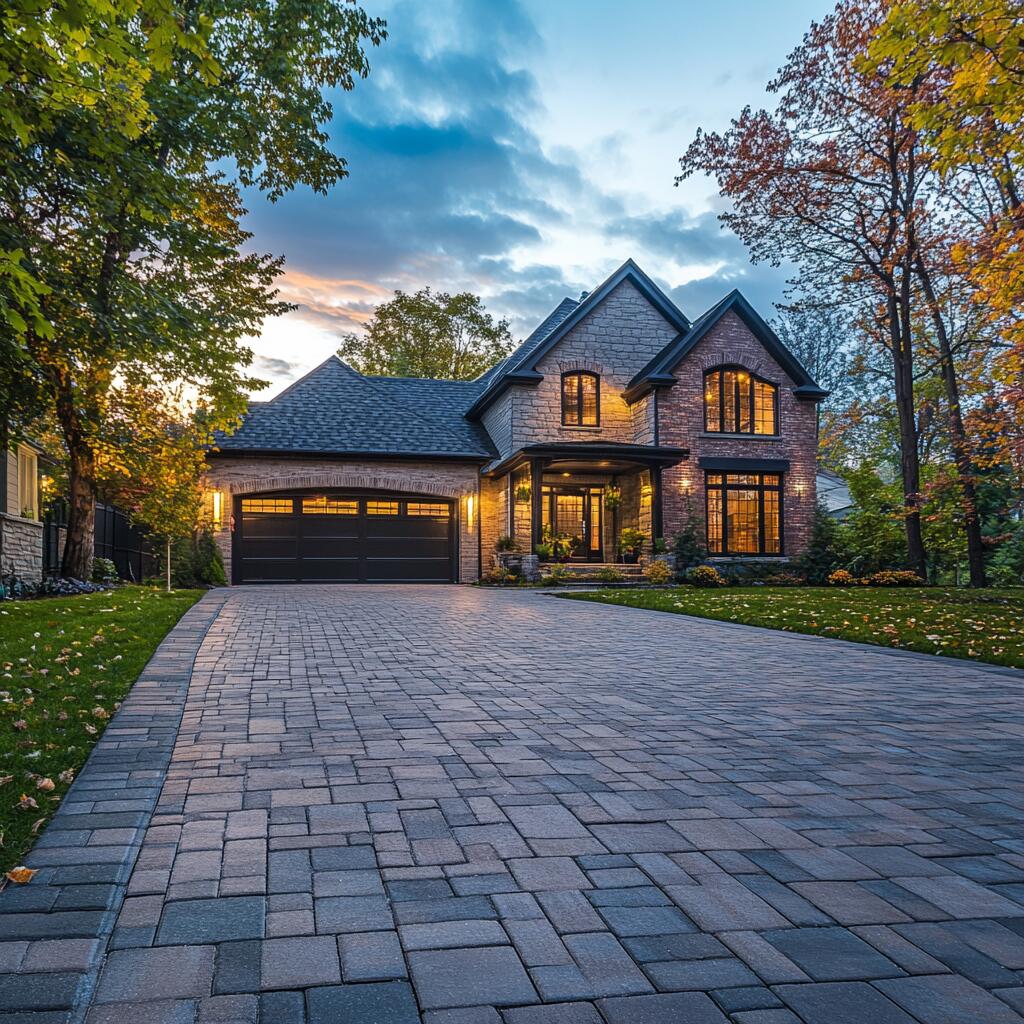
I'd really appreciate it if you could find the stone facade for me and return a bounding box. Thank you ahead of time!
[0,513,44,582]
[658,309,818,556]
[508,279,679,456]
[202,456,482,583]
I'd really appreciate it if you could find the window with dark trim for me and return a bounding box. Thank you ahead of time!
[704,367,778,434]
[561,371,600,426]
[705,471,782,555]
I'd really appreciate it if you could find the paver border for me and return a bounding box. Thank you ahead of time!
[0,590,229,1023]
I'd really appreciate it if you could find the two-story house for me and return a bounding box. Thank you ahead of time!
[206,260,827,584]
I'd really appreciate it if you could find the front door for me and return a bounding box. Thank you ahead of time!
[545,487,603,561]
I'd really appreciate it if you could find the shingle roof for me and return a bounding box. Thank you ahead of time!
[214,356,495,459]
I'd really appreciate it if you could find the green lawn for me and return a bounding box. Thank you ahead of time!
[561,586,1024,670]
[0,586,202,873]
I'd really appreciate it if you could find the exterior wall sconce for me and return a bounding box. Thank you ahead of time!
[794,482,805,496]
[465,494,475,530]
[211,490,224,528]
[679,477,692,494]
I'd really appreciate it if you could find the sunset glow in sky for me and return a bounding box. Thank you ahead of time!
[242,0,829,396]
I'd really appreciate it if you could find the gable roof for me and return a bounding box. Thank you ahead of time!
[466,260,690,419]
[622,289,828,403]
[213,356,495,460]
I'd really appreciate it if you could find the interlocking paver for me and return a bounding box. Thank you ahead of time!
[4,586,1024,1024]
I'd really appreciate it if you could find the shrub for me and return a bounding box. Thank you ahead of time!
[688,564,726,588]
[484,566,519,586]
[644,560,673,584]
[827,569,856,586]
[763,571,805,586]
[652,537,668,554]
[90,557,118,583]
[543,565,569,585]
[160,530,227,588]
[795,503,843,584]
[594,567,625,583]
[865,569,926,587]
[672,518,706,574]
[496,535,518,552]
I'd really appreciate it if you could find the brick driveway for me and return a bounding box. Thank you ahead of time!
[3,585,1024,1024]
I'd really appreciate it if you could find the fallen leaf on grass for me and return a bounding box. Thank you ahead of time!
[36,778,54,792]
[31,818,45,834]
[5,866,36,884]
[17,794,38,811]
[0,775,12,786]
[58,769,74,784]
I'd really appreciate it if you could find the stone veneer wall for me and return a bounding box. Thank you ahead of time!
[657,309,818,556]
[202,457,483,583]
[510,279,679,451]
[0,513,44,582]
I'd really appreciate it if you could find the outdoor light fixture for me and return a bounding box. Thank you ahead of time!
[465,494,475,529]
[211,490,223,528]
[562,471,571,477]
[680,477,692,494]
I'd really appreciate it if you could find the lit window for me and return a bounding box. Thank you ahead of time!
[301,496,358,515]
[17,445,38,520]
[407,502,450,517]
[241,498,293,513]
[561,372,600,426]
[705,471,782,555]
[366,500,399,516]
[704,368,777,435]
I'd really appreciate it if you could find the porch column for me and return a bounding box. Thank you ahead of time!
[650,464,664,541]
[530,458,544,552]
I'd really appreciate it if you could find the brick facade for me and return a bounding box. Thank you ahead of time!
[657,309,818,555]
[202,457,482,583]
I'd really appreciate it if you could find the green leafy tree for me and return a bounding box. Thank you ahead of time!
[672,498,707,574]
[6,1,386,579]
[339,288,515,380]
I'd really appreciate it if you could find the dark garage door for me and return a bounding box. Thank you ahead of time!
[235,493,456,584]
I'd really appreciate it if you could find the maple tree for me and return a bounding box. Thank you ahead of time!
[869,0,1024,501]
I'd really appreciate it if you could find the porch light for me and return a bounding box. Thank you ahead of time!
[562,471,571,478]
[679,476,692,494]
[794,481,805,496]
[211,490,224,528]
[465,494,475,529]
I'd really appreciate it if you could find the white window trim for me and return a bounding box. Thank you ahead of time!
[17,444,38,520]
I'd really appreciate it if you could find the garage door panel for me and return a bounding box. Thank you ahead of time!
[236,493,455,584]
[364,557,453,582]
[298,558,361,581]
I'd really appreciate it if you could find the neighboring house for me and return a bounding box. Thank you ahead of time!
[0,440,46,581]
[205,259,828,584]
[817,468,855,519]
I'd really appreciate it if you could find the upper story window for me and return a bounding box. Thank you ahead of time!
[17,444,38,520]
[561,372,600,427]
[704,367,778,435]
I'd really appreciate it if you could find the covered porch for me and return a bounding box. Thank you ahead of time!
[486,442,688,563]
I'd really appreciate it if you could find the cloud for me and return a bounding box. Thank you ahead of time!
[242,0,787,385]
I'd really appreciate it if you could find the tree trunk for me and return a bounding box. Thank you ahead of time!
[61,443,96,581]
[888,293,928,579]
[166,538,171,592]
[914,260,988,587]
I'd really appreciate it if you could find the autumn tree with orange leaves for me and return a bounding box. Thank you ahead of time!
[678,0,1003,586]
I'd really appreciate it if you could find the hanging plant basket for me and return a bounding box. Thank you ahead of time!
[604,486,622,510]
[514,484,532,504]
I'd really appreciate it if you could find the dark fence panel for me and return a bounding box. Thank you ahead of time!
[42,501,66,577]
[95,502,153,582]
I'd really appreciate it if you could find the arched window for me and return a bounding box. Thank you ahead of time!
[704,367,778,435]
[561,372,600,426]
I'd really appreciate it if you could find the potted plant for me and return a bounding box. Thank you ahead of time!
[514,483,532,503]
[619,527,647,563]
[496,535,518,552]
[534,541,552,561]
[604,485,622,510]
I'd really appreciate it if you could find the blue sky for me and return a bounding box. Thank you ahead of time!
[244,0,829,394]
